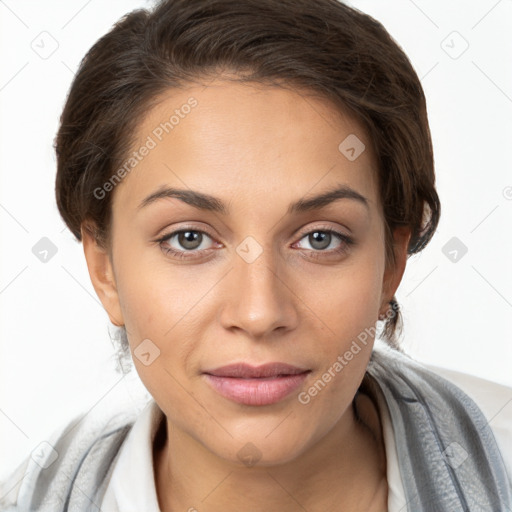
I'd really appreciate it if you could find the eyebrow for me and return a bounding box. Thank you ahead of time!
[138,184,369,215]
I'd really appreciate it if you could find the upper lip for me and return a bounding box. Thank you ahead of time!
[204,362,310,378]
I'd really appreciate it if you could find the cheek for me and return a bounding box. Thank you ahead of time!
[302,245,385,398]
[316,251,384,332]
[298,259,384,423]
[111,239,217,387]
[112,234,195,333]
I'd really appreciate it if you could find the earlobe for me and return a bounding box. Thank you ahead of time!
[81,223,125,327]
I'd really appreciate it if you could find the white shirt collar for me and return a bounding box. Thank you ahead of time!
[101,399,165,512]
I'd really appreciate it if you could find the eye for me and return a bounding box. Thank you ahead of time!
[294,227,355,259]
[157,228,217,259]
[156,225,355,261]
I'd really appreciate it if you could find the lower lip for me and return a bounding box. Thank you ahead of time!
[203,373,309,406]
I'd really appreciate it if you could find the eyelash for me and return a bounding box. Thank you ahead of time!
[156,225,355,261]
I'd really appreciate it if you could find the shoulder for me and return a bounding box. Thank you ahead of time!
[0,403,140,511]
[370,339,512,485]
[421,361,512,480]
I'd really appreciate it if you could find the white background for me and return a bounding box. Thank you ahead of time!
[1,0,511,478]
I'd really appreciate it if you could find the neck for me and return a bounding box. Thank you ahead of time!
[153,388,387,512]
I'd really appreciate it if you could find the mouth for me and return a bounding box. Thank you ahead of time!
[202,362,311,406]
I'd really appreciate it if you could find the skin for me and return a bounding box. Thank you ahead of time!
[82,76,410,511]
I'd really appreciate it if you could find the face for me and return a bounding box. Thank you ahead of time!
[84,77,408,466]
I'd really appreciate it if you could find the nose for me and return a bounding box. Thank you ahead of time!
[218,243,299,340]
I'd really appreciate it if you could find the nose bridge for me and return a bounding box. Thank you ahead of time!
[219,236,297,337]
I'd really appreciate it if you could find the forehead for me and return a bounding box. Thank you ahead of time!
[111,78,381,216]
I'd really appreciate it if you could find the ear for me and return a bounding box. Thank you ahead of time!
[380,226,411,311]
[81,222,125,327]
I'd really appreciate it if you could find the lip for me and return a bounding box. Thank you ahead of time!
[203,362,311,406]
[204,362,309,378]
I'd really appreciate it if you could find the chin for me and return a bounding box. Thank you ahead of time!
[208,423,317,468]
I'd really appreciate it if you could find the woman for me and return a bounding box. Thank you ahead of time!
[1,0,511,510]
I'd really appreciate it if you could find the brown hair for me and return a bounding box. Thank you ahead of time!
[55,0,440,350]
